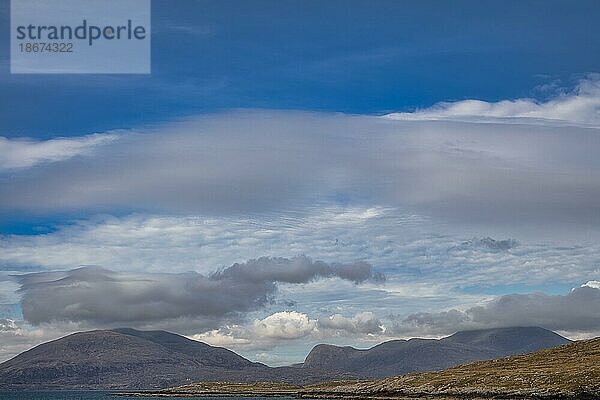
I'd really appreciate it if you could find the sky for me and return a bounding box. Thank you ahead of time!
[1,0,600,366]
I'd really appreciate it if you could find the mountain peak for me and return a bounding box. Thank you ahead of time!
[443,326,570,354]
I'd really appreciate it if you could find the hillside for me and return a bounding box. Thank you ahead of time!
[302,337,600,399]
[303,326,570,378]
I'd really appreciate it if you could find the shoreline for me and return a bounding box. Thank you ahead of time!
[116,382,598,400]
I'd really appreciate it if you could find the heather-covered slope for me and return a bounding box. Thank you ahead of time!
[302,337,600,399]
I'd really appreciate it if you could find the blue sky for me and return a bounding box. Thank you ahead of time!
[2,0,600,138]
[1,0,600,365]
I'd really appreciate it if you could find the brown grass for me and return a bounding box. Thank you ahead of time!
[303,338,600,398]
[122,338,600,399]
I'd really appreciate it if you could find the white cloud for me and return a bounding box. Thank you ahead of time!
[0,133,118,170]
[2,208,598,292]
[583,280,600,289]
[189,311,317,352]
[187,310,387,361]
[2,90,600,230]
[0,207,404,275]
[190,327,252,347]
[0,318,21,333]
[317,311,384,335]
[253,311,317,340]
[386,76,600,126]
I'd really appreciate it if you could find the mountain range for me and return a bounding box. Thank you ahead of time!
[155,337,599,399]
[0,326,571,389]
[303,326,570,378]
[299,336,600,399]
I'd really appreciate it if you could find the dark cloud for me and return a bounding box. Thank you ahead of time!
[18,267,261,325]
[467,286,600,332]
[17,256,383,325]
[391,285,600,336]
[211,255,383,284]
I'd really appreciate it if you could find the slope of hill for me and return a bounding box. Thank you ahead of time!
[303,327,570,378]
[0,329,252,389]
[0,328,346,389]
[301,337,600,399]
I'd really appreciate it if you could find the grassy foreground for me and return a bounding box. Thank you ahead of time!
[122,337,600,399]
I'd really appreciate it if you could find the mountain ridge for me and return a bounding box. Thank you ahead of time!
[0,326,571,389]
[302,326,570,378]
[127,337,600,399]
